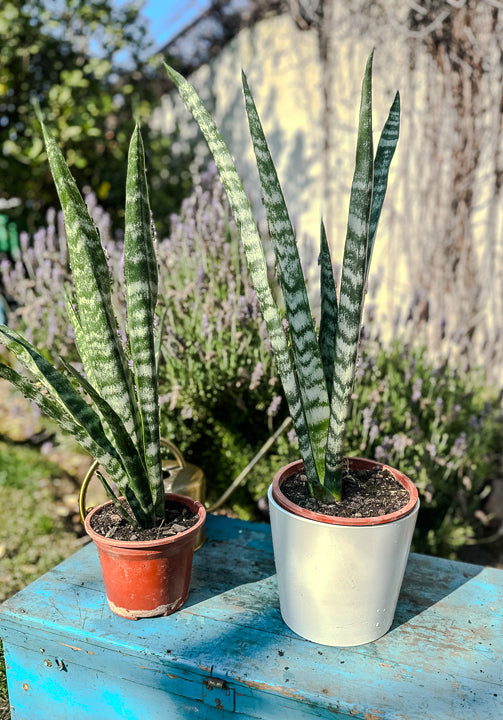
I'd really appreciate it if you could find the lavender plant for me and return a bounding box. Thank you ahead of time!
[0,165,285,510]
[155,166,286,506]
[0,196,117,362]
[0,122,164,530]
[157,166,280,424]
[167,51,399,499]
[346,338,502,555]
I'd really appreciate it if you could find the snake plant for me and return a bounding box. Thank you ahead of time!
[0,122,164,529]
[167,51,399,499]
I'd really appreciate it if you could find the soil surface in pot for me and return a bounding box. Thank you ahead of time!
[89,500,199,542]
[281,467,409,518]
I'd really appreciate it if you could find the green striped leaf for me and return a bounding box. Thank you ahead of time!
[65,291,121,448]
[0,325,154,526]
[65,289,98,388]
[325,51,375,497]
[0,325,110,437]
[39,120,140,445]
[62,360,156,527]
[0,361,141,528]
[366,91,400,281]
[318,220,338,401]
[0,360,106,461]
[0,326,153,527]
[242,72,330,482]
[0,360,110,463]
[124,126,164,519]
[165,63,319,482]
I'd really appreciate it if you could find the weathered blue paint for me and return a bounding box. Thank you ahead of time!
[0,515,501,719]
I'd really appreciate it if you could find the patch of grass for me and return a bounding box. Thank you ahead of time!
[0,643,8,720]
[0,440,82,718]
[0,440,63,489]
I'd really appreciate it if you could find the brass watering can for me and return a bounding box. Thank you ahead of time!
[79,439,207,549]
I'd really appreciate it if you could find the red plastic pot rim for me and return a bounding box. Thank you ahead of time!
[271,457,419,527]
[84,492,206,550]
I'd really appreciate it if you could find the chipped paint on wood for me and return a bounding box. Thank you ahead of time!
[57,643,95,654]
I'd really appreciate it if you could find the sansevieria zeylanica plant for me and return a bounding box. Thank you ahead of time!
[166,51,399,499]
[0,121,164,530]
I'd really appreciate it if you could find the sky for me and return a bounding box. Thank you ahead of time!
[138,0,212,48]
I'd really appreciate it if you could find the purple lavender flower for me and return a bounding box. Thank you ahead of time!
[374,445,387,461]
[201,313,210,338]
[362,406,373,435]
[425,442,437,458]
[267,395,282,417]
[250,361,264,390]
[392,433,410,455]
[411,377,423,402]
[287,427,298,446]
[196,265,206,290]
[450,432,467,457]
[368,424,380,445]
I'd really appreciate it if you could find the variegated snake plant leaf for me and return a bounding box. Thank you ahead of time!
[0,121,164,528]
[167,51,399,498]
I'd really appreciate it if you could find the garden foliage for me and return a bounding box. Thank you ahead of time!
[0,163,501,552]
[346,337,502,555]
[0,0,194,238]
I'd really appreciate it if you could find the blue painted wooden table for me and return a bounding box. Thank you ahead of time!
[0,515,502,719]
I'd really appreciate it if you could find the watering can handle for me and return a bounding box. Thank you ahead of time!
[78,439,187,524]
[160,438,186,469]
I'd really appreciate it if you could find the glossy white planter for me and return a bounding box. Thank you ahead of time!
[268,458,419,647]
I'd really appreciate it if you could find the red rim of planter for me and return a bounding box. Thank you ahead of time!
[84,492,206,550]
[272,457,419,527]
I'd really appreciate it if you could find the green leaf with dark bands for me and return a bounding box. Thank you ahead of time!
[242,72,330,482]
[124,126,163,519]
[366,91,400,281]
[318,220,338,401]
[39,119,140,444]
[0,360,129,492]
[325,51,375,496]
[62,359,155,527]
[165,63,319,483]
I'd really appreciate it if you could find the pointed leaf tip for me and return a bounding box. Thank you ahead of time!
[363,49,374,77]
[164,64,183,85]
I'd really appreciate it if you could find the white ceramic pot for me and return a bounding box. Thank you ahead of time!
[268,458,419,647]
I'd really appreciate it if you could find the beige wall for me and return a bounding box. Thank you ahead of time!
[154,13,404,307]
[154,4,503,376]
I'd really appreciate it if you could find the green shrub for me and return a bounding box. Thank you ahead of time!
[156,165,286,507]
[1,168,500,547]
[345,338,502,556]
[0,167,285,511]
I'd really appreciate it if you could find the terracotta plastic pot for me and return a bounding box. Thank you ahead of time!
[268,458,419,646]
[85,493,206,620]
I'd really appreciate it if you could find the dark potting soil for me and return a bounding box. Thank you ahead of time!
[89,500,199,542]
[281,467,410,518]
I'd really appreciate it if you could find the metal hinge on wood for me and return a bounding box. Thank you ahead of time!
[203,676,235,711]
